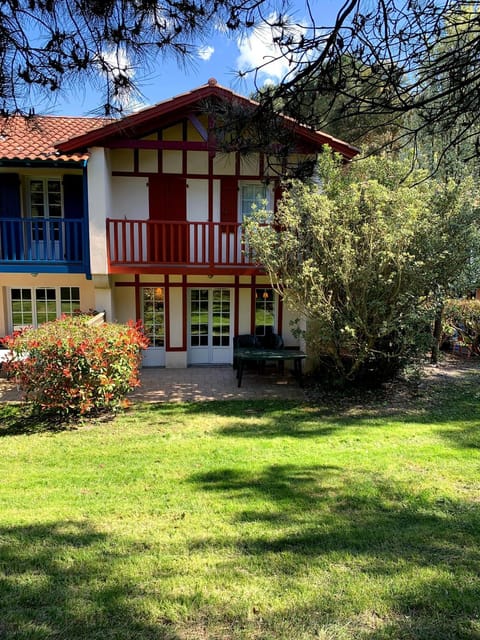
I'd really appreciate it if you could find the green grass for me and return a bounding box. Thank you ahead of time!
[1,372,480,639]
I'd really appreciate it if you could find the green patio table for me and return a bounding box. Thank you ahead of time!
[234,347,306,388]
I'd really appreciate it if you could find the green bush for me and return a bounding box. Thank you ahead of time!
[442,298,480,355]
[3,316,149,416]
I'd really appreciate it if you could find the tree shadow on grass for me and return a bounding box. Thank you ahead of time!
[0,404,117,437]
[0,405,70,436]
[0,520,181,640]
[189,464,480,639]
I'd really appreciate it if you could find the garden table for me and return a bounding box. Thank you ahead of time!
[234,347,306,388]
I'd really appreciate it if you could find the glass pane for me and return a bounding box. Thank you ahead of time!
[241,184,267,218]
[60,287,80,315]
[11,288,33,329]
[30,181,43,194]
[212,289,230,347]
[190,289,209,347]
[142,288,164,347]
[255,288,275,335]
[31,204,44,218]
[35,288,57,325]
[49,205,62,218]
[30,181,45,218]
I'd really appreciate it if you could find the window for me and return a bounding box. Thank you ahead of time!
[10,287,80,331]
[29,179,62,219]
[240,183,269,220]
[255,288,275,336]
[212,289,230,347]
[142,287,165,347]
[28,178,63,241]
[11,289,33,330]
[60,287,81,315]
[35,288,57,325]
[190,289,209,346]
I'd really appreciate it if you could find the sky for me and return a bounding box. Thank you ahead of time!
[50,0,344,116]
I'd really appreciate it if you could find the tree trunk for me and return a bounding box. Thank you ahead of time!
[431,303,444,364]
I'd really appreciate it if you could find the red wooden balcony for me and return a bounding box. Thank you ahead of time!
[107,219,261,273]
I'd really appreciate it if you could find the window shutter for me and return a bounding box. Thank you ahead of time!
[63,174,84,262]
[63,174,84,219]
[0,173,21,259]
[220,177,238,222]
[0,173,21,218]
[149,175,186,221]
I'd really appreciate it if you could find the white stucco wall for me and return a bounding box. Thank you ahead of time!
[111,177,149,220]
[237,288,252,335]
[87,147,112,275]
[168,287,183,348]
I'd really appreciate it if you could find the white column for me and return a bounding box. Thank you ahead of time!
[87,147,112,276]
[92,275,114,322]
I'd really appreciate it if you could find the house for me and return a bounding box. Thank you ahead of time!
[0,79,358,367]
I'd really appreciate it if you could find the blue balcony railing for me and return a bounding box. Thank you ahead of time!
[0,218,88,273]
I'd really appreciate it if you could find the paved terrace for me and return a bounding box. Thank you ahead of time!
[0,365,306,404]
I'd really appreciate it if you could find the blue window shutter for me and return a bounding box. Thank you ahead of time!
[0,174,21,260]
[63,174,84,218]
[63,174,84,262]
[0,173,21,218]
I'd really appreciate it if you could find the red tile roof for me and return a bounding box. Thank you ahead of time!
[0,115,108,162]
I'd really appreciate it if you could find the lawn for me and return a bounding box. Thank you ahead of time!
[1,368,480,639]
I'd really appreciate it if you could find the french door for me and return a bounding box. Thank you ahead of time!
[188,288,232,364]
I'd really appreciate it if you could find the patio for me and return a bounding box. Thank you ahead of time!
[0,365,306,404]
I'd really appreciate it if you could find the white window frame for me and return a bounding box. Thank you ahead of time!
[142,287,165,348]
[27,177,64,220]
[8,286,80,332]
[238,182,273,222]
[255,287,277,336]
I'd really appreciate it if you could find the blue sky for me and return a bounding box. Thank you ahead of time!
[51,0,344,116]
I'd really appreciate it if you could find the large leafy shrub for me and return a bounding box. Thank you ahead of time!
[442,298,480,356]
[245,151,479,386]
[3,316,149,416]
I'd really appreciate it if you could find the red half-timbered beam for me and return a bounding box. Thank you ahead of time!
[106,139,210,151]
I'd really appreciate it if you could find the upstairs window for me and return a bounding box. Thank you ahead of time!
[28,178,63,242]
[29,179,63,219]
[240,183,270,221]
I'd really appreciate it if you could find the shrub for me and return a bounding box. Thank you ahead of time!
[442,298,480,355]
[3,316,149,416]
[245,151,479,387]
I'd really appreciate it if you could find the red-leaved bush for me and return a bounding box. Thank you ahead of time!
[3,316,149,416]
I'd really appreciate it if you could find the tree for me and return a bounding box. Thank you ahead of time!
[1,1,480,163]
[247,1,480,161]
[244,150,479,386]
[0,0,480,165]
[0,0,273,115]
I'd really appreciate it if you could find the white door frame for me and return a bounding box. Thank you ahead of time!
[187,287,233,365]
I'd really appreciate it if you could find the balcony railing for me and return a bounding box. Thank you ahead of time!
[107,219,259,270]
[0,218,87,272]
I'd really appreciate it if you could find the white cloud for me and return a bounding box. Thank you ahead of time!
[99,48,148,113]
[236,14,305,84]
[198,45,214,61]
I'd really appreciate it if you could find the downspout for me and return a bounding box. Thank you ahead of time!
[82,159,92,280]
